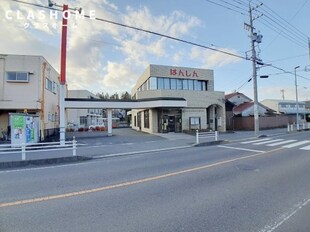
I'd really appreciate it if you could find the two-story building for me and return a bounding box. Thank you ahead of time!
[131,64,226,133]
[0,54,60,140]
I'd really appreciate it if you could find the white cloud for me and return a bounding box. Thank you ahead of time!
[190,46,241,68]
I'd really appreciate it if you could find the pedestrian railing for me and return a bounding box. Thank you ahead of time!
[195,130,218,145]
[0,137,77,161]
[287,123,310,132]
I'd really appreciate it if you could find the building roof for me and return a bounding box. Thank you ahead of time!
[233,102,275,115]
[225,92,252,101]
[233,102,254,114]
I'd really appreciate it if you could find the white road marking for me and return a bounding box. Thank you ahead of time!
[241,138,271,144]
[282,140,310,148]
[217,145,264,153]
[300,145,310,150]
[267,140,297,147]
[253,139,284,145]
[259,197,310,232]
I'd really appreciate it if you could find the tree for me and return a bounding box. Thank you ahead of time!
[121,91,131,100]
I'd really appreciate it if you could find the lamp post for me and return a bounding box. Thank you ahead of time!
[294,66,300,130]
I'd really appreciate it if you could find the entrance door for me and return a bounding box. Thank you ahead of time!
[168,116,175,132]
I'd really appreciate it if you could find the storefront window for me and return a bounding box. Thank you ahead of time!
[144,110,149,128]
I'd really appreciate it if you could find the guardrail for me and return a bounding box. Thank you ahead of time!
[195,130,218,145]
[287,123,310,132]
[0,137,77,161]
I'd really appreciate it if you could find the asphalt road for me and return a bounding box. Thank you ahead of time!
[0,132,309,232]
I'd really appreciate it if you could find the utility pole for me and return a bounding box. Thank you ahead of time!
[247,2,263,136]
[280,89,285,100]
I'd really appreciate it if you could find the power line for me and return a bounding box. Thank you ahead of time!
[204,0,247,15]
[10,0,247,61]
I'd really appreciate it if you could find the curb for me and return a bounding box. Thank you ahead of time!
[193,140,227,147]
[0,156,92,170]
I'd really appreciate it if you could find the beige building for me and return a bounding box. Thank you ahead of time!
[131,64,226,133]
[0,54,60,140]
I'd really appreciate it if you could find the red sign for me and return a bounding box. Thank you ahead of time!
[170,69,198,78]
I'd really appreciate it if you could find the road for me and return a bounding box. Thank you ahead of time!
[0,131,309,232]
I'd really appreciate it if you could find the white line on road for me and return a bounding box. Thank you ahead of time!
[267,140,297,147]
[0,147,283,208]
[253,139,284,145]
[259,197,310,232]
[282,140,310,148]
[217,145,264,153]
[300,145,310,150]
[241,138,272,144]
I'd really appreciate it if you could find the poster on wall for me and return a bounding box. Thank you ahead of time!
[12,115,25,144]
[10,113,39,147]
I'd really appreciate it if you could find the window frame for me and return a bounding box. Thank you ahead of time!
[6,71,29,83]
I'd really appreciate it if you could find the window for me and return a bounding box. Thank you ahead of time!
[6,72,29,82]
[53,82,58,94]
[164,78,170,89]
[45,78,53,92]
[170,78,177,90]
[182,79,188,90]
[189,117,201,130]
[188,79,194,90]
[80,116,87,126]
[157,77,164,89]
[201,81,206,91]
[149,77,157,90]
[177,79,183,90]
[144,110,149,128]
[194,80,202,91]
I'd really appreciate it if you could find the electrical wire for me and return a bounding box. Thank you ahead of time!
[204,0,247,15]
[10,0,247,61]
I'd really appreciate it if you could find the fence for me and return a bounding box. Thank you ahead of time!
[287,122,310,132]
[195,130,218,145]
[0,137,77,161]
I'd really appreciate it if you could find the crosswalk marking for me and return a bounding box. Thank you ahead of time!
[300,145,310,150]
[282,140,310,148]
[240,138,310,150]
[253,139,284,145]
[267,140,297,147]
[241,138,271,144]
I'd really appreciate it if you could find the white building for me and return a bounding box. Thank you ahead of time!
[261,99,309,120]
[131,64,226,133]
[67,90,104,129]
[0,54,60,140]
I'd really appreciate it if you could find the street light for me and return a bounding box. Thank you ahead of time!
[294,66,300,130]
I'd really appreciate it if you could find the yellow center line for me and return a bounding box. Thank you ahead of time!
[0,147,284,208]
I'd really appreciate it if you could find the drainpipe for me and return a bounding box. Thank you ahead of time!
[41,62,46,141]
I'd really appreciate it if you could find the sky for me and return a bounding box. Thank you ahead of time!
[0,0,310,101]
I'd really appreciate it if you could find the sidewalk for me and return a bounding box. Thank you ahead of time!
[0,128,289,168]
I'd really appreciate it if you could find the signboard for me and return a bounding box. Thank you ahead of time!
[10,113,39,146]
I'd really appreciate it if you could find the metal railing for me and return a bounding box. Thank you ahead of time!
[0,137,77,161]
[287,123,310,132]
[195,130,218,145]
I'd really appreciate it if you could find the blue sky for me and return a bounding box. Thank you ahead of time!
[1,0,309,101]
